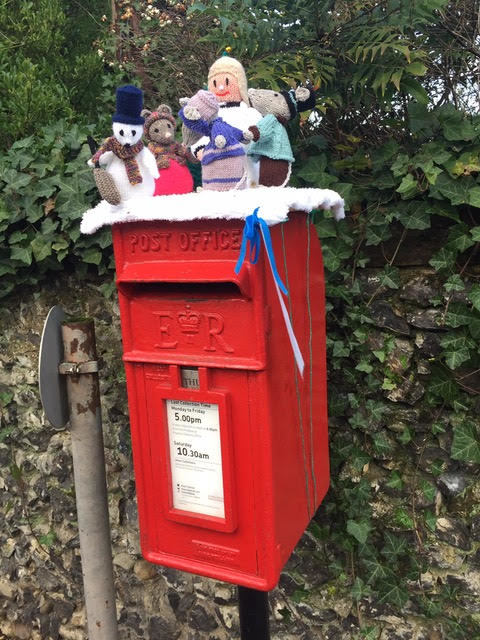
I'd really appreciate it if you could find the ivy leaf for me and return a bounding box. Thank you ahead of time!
[332,340,350,358]
[427,365,458,405]
[374,172,397,190]
[378,265,401,289]
[397,207,431,230]
[322,238,353,272]
[422,142,452,166]
[442,345,472,370]
[446,225,476,252]
[425,510,437,532]
[187,2,207,13]
[366,399,386,422]
[423,165,443,185]
[334,182,353,204]
[429,247,456,271]
[421,480,437,502]
[433,173,472,205]
[468,316,480,340]
[82,248,102,265]
[1,170,32,194]
[381,531,407,559]
[444,274,465,292]
[394,508,414,529]
[351,577,371,601]
[442,117,475,142]
[31,236,52,262]
[10,245,33,265]
[445,303,474,328]
[386,471,403,490]
[468,186,480,208]
[356,361,373,374]
[470,226,480,241]
[373,432,394,457]
[347,519,371,544]
[365,222,392,246]
[397,426,412,445]
[468,284,480,311]
[396,173,419,199]
[451,421,480,463]
[377,579,409,608]
[440,334,475,350]
[391,153,410,177]
[316,218,338,239]
[297,155,327,183]
[363,556,391,583]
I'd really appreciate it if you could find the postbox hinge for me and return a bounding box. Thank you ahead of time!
[58,361,99,375]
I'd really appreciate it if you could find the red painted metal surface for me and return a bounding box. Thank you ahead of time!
[112,212,329,590]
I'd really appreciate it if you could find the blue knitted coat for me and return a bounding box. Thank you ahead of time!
[178,110,246,165]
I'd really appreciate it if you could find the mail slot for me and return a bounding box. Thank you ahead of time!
[111,213,329,590]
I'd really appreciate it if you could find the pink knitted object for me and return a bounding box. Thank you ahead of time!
[154,160,193,196]
[202,154,247,191]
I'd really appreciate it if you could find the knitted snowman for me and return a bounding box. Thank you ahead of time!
[142,104,193,196]
[188,56,262,187]
[88,85,159,203]
[179,90,253,191]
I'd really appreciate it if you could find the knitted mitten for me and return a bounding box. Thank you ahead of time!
[93,167,121,205]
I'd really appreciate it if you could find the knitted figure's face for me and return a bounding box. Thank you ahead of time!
[112,122,143,146]
[247,89,291,120]
[147,118,175,145]
[208,73,242,102]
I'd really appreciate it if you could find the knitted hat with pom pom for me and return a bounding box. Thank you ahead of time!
[208,56,249,103]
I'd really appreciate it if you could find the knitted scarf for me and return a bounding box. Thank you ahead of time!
[148,141,187,165]
[91,136,144,185]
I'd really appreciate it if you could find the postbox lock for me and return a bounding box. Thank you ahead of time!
[59,361,99,375]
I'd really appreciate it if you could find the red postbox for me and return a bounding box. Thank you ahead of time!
[111,211,329,590]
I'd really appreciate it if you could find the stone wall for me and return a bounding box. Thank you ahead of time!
[0,268,478,639]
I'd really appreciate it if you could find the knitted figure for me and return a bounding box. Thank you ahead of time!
[142,104,194,196]
[87,85,159,202]
[187,56,262,187]
[247,86,316,187]
[179,90,253,191]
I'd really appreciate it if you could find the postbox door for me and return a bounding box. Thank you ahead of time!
[129,362,263,581]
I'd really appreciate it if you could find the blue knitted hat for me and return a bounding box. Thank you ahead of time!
[112,85,145,125]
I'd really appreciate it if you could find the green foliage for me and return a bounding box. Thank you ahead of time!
[0,0,111,149]
[0,120,110,298]
[301,100,480,628]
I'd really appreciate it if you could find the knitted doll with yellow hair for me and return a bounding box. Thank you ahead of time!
[188,55,262,187]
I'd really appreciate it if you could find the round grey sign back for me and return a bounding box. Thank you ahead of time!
[38,305,69,429]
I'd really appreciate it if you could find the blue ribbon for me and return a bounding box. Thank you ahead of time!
[235,207,288,296]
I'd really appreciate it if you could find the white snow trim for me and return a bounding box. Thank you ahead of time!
[80,186,345,235]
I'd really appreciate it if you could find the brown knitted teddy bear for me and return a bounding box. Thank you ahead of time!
[141,104,194,195]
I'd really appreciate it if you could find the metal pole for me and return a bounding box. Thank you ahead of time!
[61,319,119,640]
[238,586,270,640]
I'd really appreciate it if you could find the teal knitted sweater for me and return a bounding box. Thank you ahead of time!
[247,114,295,163]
